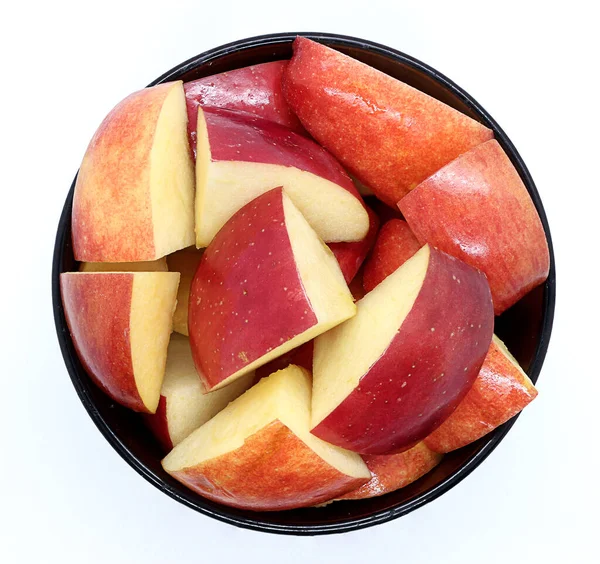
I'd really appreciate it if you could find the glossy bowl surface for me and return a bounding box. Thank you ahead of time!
[52,32,555,535]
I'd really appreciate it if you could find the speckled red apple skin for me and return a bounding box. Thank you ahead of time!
[168,420,367,511]
[282,37,493,206]
[144,395,173,452]
[60,273,146,412]
[337,442,442,500]
[184,61,306,156]
[424,338,538,453]
[329,206,379,284]
[202,107,360,198]
[363,219,421,292]
[399,139,550,315]
[312,248,494,455]
[188,188,318,390]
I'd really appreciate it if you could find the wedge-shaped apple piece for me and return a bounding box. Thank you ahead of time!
[311,245,494,454]
[195,107,368,247]
[73,81,195,262]
[283,37,493,206]
[329,206,380,284]
[189,187,356,391]
[399,139,550,314]
[79,258,168,272]
[363,219,421,292]
[145,334,254,450]
[162,365,370,511]
[166,247,204,335]
[337,442,443,500]
[424,335,538,453]
[60,272,180,413]
[184,61,306,157]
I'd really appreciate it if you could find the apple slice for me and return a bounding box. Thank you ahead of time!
[79,258,168,272]
[363,219,421,292]
[166,247,204,336]
[73,81,195,262]
[162,365,370,511]
[189,187,356,391]
[282,37,493,206]
[145,334,254,450]
[399,139,550,314]
[328,206,380,284]
[424,335,538,453]
[337,442,443,500]
[195,107,369,247]
[184,61,306,157]
[311,244,494,454]
[60,272,180,413]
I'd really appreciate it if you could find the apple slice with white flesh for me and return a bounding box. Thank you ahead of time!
[145,334,254,450]
[79,258,168,272]
[194,107,369,247]
[337,442,443,501]
[184,61,306,158]
[72,81,195,262]
[166,247,204,335]
[189,187,356,392]
[311,244,494,454]
[60,272,180,413]
[424,335,538,453]
[162,365,371,511]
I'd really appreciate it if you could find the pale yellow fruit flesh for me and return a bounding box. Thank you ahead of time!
[207,192,356,391]
[162,334,254,446]
[162,365,370,480]
[492,334,535,390]
[312,245,430,426]
[150,83,195,258]
[130,272,180,412]
[79,258,168,272]
[194,112,369,248]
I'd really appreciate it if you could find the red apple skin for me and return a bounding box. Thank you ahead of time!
[253,341,314,383]
[424,338,538,453]
[399,139,550,315]
[169,420,367,511]
[184,61,306,157]
[203,108,361,198]
[363,220,421,292]
[189,188,318,390]
[329,206,380,283]
[312,248,494,454]
[282,37,493,206]
[337,442,443,500]
[60,273,145,412]
[144,396,173,451]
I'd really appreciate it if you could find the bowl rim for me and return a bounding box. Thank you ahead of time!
[52,31,556,535]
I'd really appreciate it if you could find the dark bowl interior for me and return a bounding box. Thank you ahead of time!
[52,32,556,535]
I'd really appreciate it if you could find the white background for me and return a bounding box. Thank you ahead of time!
[1,1,598,562]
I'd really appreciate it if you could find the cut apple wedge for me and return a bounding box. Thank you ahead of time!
[79,258,168,272]
[328,206,380,284]
[60,272,180,413]
[166,247,204,335]
[184,61,306,157]
[337,442,443,501]
[189,187,356,392]
[424,335,538,453]
[363,219,421,292]
[162,365,371,511]
[283,38,493,206]
[311,245,494,454]
[194,107,369,247]
[73,81,195,262]
[145,334,254,450]
[399,139,550,314]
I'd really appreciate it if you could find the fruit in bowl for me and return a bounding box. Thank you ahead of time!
[54,34,553,530]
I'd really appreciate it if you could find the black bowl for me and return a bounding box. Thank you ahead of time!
[52,32,556,535]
